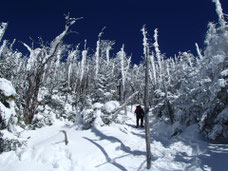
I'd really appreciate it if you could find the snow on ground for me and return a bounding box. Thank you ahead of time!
[0,108,228,171]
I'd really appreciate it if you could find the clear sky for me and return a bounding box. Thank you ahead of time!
[1,0,227,63]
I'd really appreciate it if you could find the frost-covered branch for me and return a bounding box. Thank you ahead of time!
[0,40,7,57]
[224,13,228,19]
[0,22,8,43]
[205,22,217,46]
[212,0,226,27]
[9,39,16,50]
[141,25,148,58]
[150,51,157,85]
[44,15,80,66]
[94,27,106,80]
[154,28,162,73]
[141,26,157,86]
[80,40,87,82]
[183,52,193,68]
[110,91,139,123]
[23,15,80,124]
[195,43,203,60]
[120,44,126,101]
[20,42,32,53]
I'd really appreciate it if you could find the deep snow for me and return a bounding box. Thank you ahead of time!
[0,108,228,171]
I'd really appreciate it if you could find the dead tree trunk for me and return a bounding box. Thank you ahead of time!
[0,22,8,43]
[24,15,79,124]
[144,45,152,169]
[109,91,139,124]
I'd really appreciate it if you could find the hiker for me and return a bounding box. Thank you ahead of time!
[135,105,144,128]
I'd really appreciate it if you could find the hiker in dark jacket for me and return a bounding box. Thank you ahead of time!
[135,105,144,128]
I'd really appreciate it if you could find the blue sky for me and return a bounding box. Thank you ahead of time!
[1,0,227,63]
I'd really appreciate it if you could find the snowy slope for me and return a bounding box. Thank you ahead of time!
[0,109,228,171]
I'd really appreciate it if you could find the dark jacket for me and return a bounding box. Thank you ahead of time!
[135,106,144,118]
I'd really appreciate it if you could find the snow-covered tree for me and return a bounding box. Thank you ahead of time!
[94,28,106,80]
[80,40,87,83]
[198,16,228,141]
[153,28,162,76]
[118,44,126,103]
[23,15,78,124]
[141,25,152,169]
[212,0,226,28]
[100,40,115,65]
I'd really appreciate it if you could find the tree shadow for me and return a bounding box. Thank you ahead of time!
[90,126,146,156]
[95,153,131,168]
[137,159,146,171]
[126,123,136,128]
[52,140,65,145]
[194,143,228,171]
[171,135,228,170]
[83,126,147,170]
[125,123,146,140]
[131,131,145,139]
[83,137,128,171]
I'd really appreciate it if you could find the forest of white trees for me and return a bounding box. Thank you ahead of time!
[0,0,228,153]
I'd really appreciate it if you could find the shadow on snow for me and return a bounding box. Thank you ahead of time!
[83,126,146,170]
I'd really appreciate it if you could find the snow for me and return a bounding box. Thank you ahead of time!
[195,42,203,59]
[0,101,15,126]
[221,69,228,77]
[218,78,226,87]
[119,45,126,94]
[153,28,162,73]
[0,109,228,171]
[0,40,7,57]
[93,102,104,109]
[212,0,226,27]
[95,33,101,79]
[102,101,120,113]
[212,54,225,64]
[80,49,87,82]
[0,78,16,97]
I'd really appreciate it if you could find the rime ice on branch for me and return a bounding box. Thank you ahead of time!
[212,0,226,27]
[0,22,8,43]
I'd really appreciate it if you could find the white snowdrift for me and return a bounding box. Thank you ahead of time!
[221,69,228,77]
[102,101,120,113]
[0,78,18,133]
[0,78,16,97]
[212,55,225,64]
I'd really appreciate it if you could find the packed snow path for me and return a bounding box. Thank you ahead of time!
[0,111,228,171]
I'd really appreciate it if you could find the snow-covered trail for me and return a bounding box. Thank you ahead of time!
[0,118,147,171]
[0,112,228,171]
